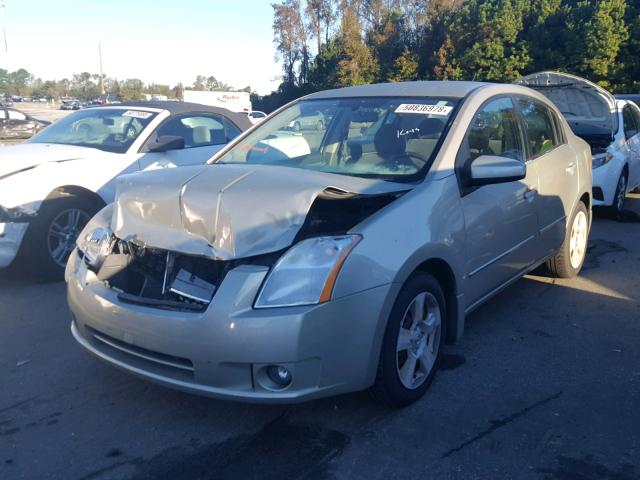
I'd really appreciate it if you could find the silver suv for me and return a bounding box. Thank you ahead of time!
[67,81,592,406]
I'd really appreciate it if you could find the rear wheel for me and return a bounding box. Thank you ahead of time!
[24,194,101,280]
[316,120,324,131]
[546,202,588,278]
[369,273,446,408]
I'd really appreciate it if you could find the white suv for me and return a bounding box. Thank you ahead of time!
[517,72,640,218]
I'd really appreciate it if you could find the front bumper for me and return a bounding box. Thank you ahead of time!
[0,222,28,268]
[592,160,623,207]
[67,251,396,403]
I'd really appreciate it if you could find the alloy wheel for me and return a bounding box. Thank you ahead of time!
[569,210,588,269]
[47,208,91,267]
[616,174,627,213]
[395,291,442,390]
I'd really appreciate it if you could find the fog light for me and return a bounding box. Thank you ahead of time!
[267,365,292,387]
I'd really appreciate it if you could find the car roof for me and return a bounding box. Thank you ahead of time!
[303,81,488,100]
[101,101,253,130]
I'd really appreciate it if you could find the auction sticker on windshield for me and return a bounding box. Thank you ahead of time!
[395,104,453,115]
[122,110,153,119]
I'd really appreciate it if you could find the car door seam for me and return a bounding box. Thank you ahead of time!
[468,234,536,278]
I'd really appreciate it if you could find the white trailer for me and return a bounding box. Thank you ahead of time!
[183,90,251,113]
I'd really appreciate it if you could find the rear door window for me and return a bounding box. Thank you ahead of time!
[517,99,560,158]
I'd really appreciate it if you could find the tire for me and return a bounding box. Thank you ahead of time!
[369,273,446,408]
[316,120,324,131]
[23,193,101,281]
[546,202,589,278]
[610,169,628,220]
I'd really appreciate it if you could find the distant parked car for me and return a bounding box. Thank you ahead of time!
[60,100,81,110]
[247,110,267,124]
[289,110,325,131]
[517,72,640,218]
[0,107,50,139]
[67,81,592,406]
[1,96,14,107]
[0,101,251,278]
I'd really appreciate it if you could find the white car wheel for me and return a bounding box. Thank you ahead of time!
[569,210,588,269]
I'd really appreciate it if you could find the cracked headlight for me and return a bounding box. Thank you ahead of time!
[75,204,115,269]
[255,235,361,308]
[77,227,113,269]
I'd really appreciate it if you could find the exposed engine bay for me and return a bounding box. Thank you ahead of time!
[85,188,405,312]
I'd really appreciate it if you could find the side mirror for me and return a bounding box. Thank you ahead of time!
[144,135,185,153]
[468,155,526,186]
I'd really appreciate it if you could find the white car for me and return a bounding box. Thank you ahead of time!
[0,101,251,278]
[247,110,268,124]
[517,72,640,217]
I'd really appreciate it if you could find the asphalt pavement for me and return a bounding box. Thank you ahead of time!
[0,198,639,480]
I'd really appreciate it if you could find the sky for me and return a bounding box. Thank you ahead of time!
[0,0,283,94]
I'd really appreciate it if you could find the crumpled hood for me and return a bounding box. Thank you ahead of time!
[0,143,100,179]
[113,164,410,260]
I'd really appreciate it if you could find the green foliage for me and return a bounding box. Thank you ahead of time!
[263,0,640,112]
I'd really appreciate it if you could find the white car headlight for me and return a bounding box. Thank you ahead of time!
[592,153,613,169]
[255,235,361,308]
[77,227,113,269]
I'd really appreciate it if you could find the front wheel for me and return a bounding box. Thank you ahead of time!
[369,273,446,408]
[611,170,628,219]
[546,202,589,278]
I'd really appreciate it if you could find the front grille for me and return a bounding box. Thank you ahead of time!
[87,326,195,381]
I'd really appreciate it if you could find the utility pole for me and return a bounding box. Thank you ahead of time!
[0,0,8,53]
[98,42,105,94]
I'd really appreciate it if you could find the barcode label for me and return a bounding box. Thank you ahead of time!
[394,104,453,116]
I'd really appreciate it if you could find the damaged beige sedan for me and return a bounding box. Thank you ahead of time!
[67,81,592,406]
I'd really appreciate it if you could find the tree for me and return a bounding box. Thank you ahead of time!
[388,47,419,82]
[305,0,335,54]
[173,83,185,100]
[7,68,34,95]
[120,79,145,101]
[272,0,309,86]
[336,1,378,86]
[574,0,628,85]
[71,72,100,101]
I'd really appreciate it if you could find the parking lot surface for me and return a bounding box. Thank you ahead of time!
[1,198,639,480]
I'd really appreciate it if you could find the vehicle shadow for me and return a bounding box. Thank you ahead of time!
[69,270,638,480]
[593,193,640,222]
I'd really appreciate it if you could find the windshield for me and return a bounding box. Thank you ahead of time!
[215,97,458,180]
[28,108,158,153]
